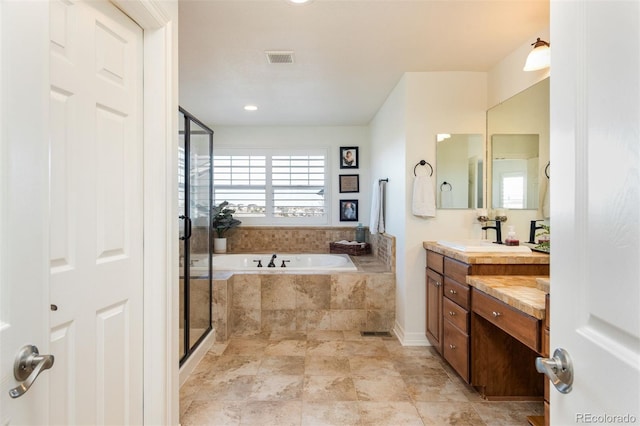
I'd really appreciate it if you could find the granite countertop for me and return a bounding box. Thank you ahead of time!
[423,241,550,265]
[466,275,548,320]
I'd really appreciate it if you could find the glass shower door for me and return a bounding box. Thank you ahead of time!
[178,107,213,365]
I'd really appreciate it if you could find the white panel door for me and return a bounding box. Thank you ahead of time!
[0,1,51,424]
[49,1,144,424]
[550,0,640,423]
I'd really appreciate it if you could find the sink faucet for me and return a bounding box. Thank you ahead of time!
[528,220,545,244]
[267,254,277,268]
[482,220,503,244]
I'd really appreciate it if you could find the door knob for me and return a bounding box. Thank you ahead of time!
[8,345,54,398]
[536,347,573,394]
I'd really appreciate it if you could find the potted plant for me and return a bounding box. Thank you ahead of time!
[212,201,242,253]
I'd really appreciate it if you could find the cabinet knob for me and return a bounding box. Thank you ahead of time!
[449,311,455,316]
[436,281,441,287]
[449,344,456,349]
[449,289,456,294]
[492,311,502,317]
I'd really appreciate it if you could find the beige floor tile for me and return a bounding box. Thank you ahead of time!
[209,355,261,377]
[181,400,243,426]
[415,401,487,425]
[303,376,358,401]
[304,355,351,376]
[240,401,302,426]
[404,374,472,402]
[472,401,544,425]
[353,375,411,402]
[196,375,255,401]
[306,340,348,357]
[348,356,400,376]
[264,339,308,356]
[358,401,425,426]
[258,356,305,376]
[344,340,390,357]
[223,338,269,356]
[307,330,345,341]
[301,401,361,426]
[393,356,448,376]
[249,374,304,401]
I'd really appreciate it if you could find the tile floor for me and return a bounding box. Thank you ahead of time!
[180,331,543,425]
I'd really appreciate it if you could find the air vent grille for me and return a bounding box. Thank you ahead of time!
[266,51,294,64]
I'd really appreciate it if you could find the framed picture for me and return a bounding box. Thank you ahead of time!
[339,199,358,222]
[339,174,359,193]
[340,146,358,169]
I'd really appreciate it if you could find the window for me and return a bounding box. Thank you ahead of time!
[500,173,526,209]
[213,149,328,224]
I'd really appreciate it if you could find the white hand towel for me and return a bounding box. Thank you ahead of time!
[369,180,385,234]
[412,175,436,217]
[440,189,453,208]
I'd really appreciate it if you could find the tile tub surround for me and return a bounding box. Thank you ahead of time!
[212,270,395,342]
[189,226,396,270]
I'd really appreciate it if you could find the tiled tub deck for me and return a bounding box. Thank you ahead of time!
[212,256,395,342]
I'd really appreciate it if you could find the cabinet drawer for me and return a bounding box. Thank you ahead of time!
[443,320,469,382]
[444,257,470,283]
[444,277,470,309]
[427,250,444,274]
[472,289,541,352]
[444,297,468,333]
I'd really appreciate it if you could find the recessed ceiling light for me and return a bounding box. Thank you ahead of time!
[288,0,312,4]
[244,105,258,111]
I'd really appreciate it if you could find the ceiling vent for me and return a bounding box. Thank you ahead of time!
[265,51,294,64]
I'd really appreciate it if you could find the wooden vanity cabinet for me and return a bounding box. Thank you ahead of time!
[425,247,549,387]
[425,251,444,353]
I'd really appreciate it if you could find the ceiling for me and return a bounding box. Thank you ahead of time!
[178,0,549,127]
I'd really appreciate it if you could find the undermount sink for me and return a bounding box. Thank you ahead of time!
[436,240,532,253]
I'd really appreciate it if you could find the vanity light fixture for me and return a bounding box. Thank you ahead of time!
[523,38,550,71]
[288,0,312,4]
[244,105,258,111]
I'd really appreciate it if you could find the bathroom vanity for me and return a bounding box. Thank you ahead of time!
[423,242,549,400]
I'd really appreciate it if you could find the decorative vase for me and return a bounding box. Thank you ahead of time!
[213,238,227,253]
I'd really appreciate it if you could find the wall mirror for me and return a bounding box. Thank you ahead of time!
[436,133,484,209]
[487,77,549,210]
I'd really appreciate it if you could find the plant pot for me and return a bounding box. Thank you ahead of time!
[213,238,227,253]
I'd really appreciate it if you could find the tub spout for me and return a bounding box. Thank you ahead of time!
[268,254,277,268]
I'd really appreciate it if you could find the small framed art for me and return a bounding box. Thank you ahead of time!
[340,146,358,169]
[339,174,359,193]
[339,199,358,221]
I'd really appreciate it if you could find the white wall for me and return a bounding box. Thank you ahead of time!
[369,75,407,336]
[212,126,369,226]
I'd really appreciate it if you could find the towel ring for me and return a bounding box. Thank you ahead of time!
[440,181,452,191]
[413,160,433,177]
[544,162,550,179]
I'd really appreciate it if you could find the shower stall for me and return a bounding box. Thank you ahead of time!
[178,107,213,365]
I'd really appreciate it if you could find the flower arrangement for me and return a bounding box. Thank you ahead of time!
[535,224,550,253]
[212,201,241,238]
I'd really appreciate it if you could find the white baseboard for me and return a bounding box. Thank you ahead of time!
[178,329,216,387]
[393,320,430,346]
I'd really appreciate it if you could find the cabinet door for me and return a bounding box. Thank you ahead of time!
[426,268,443,353]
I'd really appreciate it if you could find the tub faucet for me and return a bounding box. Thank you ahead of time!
[482,220,503,244]
[267,254,277,268]
[528,220,545,244]
[281,260,290,268]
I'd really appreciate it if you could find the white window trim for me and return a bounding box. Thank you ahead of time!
[213,147,330,226]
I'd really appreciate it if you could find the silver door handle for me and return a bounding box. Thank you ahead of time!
[535,347,573,394]
[8,345,55,398]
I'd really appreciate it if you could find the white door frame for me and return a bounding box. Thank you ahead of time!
[110,1,179,424]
